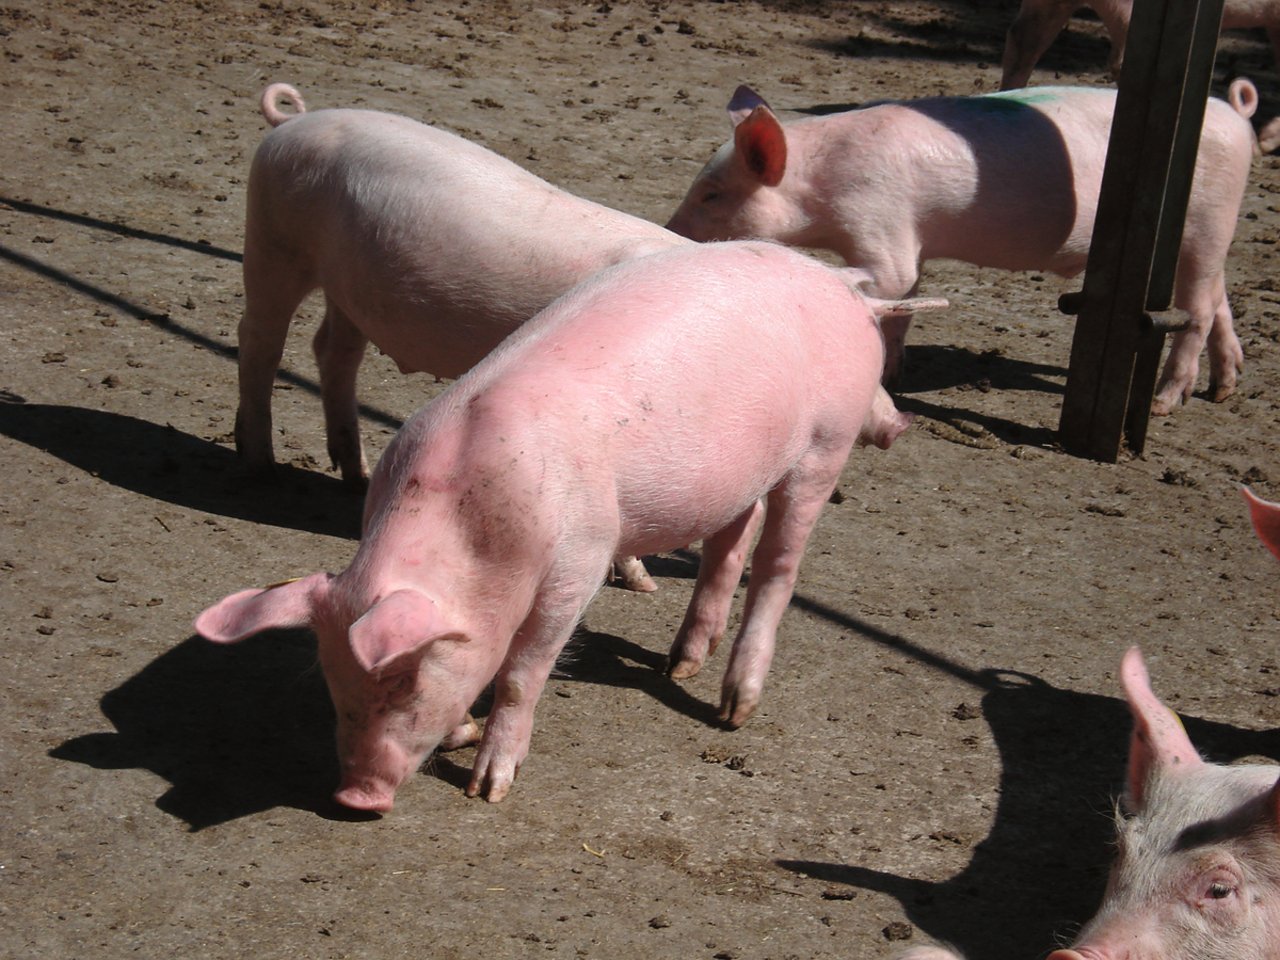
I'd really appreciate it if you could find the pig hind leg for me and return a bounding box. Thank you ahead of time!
[667,500,766,680]
[1153,271,1241,414]
[466,551,614,802]
[718,443,854,728]
[235,244,314,478]
[313,299,370,488]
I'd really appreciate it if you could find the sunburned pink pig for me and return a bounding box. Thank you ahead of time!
[666,83,1257,416]
[898,646,1280,960]
[237,83,686,590]
[196,241,932,812]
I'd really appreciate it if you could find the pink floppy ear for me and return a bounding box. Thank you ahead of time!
[1242,486,1280,563]
[1120,646,1203,811]
[348,589,467,674]
[728,84,772,126]
[733,104,788,187]
[194,572,332,643]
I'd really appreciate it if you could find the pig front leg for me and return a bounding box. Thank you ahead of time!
[466,554,613,802]
[312,299,371,489]
[667,500,765,680]
[718,446,852,727]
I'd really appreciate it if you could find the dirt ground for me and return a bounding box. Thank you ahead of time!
[4,1,1280,958]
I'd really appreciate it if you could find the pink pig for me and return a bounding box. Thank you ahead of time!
[1000,0,1280,151]
[237,82,684,488]
[666,83,1256,416]
[195,241,929,812]
[238,83,686,592]
[899,647,1280,960]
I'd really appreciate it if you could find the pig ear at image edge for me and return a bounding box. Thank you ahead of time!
[348,588,468,675]
[1241,486,1280,563]
[193,571,331,644]
[1120,646,1203,811]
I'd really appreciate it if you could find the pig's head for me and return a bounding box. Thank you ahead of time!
[665,85,809,245]
[1048,647,1280,960]
[195,574,483,813]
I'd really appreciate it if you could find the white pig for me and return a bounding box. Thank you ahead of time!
[665,83,1257,416]
[238,83,686,590]
[898,646,1280,960]
[196,240,929,812]
[1000,0,1280,152]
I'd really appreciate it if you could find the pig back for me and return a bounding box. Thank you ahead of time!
[247,108,682,379]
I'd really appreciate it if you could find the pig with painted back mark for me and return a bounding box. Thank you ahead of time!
[900,646,1280,960]
[1001,0,1280,151]
[196,241,929,812]
[237,83,688,590]
[666,82,1257,416]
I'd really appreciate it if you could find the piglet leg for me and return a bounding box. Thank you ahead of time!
[467,553,613,802]
[719,447,849,727]
[667,500,765,680]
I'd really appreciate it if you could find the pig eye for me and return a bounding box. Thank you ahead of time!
[701,190,720,204]
[1207,881,1233,900]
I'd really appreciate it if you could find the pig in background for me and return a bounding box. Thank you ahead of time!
[196,241,928,813]
[1000,0,1280,152]
[237,82,687,590]
[665,82,1257,417]
[897,646,1280,960]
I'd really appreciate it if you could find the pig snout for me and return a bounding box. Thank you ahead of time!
[333,776,398,814]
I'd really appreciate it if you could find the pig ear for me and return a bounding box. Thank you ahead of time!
[1120,646,1203,811]
[1242,486,1280,563]
[733,105,787,187]
[348,589,467,674]
[194,572,331,643]
[728,84,771,126]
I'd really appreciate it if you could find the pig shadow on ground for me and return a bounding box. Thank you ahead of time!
[0,397,362,540]
[776,605,1280,959]
[0,203,401,440]
[48,630,371,829]
[899,343,1064,397]
[555,627,725,727]
[892,344,1065,446]
[894,392,1059,448]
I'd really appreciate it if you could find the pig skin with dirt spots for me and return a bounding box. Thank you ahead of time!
[196,241,926,812]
